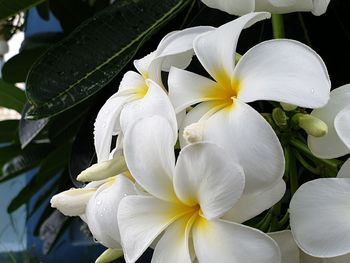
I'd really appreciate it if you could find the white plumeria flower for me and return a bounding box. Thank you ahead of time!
[94,26,213,162]
[269,230,350,263]
[168,12,330,196]
[118,115,285,263]
[308,84,350,159]
[200,0,330,16]
[51,174,135,252]
[289,158,350,259]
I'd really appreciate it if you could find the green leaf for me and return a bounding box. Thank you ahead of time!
[7,143,71,212]
[26,0,190,119]
[0,79,26,112]
[0,143,51,183]
[0,120,19,143]
[2,33,64,83]
[0,0,46,20]
[19,103,49,149]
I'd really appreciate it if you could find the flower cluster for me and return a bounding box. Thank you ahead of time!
[49,2,350,263]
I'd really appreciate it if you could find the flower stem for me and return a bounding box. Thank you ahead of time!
[295,151,320,175]
[271,14,285,39]
[289,148,298,195]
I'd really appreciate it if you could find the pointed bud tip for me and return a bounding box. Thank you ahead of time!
[95,248,123,263]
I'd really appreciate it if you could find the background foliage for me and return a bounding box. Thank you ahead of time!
[0,0,349,259]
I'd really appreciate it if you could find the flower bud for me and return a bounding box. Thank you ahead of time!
[77,154,128,182]
[272,108,289,129]
[280,102,297,112]
[95,248,123,263]
[183,122,204,144]
[50,188,96,216]
[293,113,328,137]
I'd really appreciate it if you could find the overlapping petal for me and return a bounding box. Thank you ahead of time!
[151,213,195,263]
[268,230,300,263]
[290,178,350,258]
[174,143,245,219]
[123,116,177,202]
[192,218,281,263]
[148,26,214,85]
[193,12,271,86]
[334,105,350,149]
[235,39,330,108]
[201,99,285,194]
[223,179,286,223]
[85,175,135,248]
[118,196,193,263]
[120,80,177,136]
[200,0,255,16]
[308,84,350,159]
[338,158,350,179]
[168,67,221,112]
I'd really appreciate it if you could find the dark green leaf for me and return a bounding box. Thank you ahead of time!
[0,79,26,112]
[7,143,71,212]
[2,33,64,83]
[0,143,51,183]
[0,144,22,167]
[35,1,50,21]
[26,0,190,119]
[19,103,49,149]
[0,0,46,20]
[0,120,18,143]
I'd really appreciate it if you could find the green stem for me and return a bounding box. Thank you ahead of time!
[290,138,339,170]
[295,151,320,175]
[277,212,289,228]
[271,14,285,39]
[289,148,298,195]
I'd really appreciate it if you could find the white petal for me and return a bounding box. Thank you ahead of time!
[174,143,245,220]
[235,39,330,108]
[118,196,193,263]
[268,230,300,263]
[120,80,177,137]
[94,94,132,162]
[123,116,177,202]
[168,67,222,112]
[338,158,350,179]
[312,0,331,16]
[308,84,350,159]
[149,26,214,85]
[200,0,255,16]
[335,105,350,150]
[193,218,281,263]
[85,175,135,248]
[194,12,271,86]
[151,213,195,263]
[223,179,286,223]
[290,178,350,258]
[203,99,285,194]
[134,52,156,78]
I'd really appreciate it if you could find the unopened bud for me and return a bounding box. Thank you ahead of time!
[272,108,289,129]
[280,102,297,112]
[77,155,128,182]
[50,188,95,216]
[95,248,123,263]
[293,113,328,137]
[183,122,204,144]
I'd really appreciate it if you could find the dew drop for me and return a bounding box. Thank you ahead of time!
[93,238,99,243]
[311,88,315,94]
[123,193,128,197]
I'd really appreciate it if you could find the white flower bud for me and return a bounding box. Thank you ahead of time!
[50,188,96,216]
[77,154,128,182]
[183,122,204,144]
[294,113,328,137]
[95,248,123,263]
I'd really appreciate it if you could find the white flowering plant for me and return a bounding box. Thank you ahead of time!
[1,0,350,262]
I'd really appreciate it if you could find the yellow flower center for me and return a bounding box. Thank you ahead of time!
[134,84,149,99]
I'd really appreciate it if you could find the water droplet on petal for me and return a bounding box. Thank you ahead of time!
[311,88,315,94]
[93,238,99,243]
